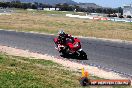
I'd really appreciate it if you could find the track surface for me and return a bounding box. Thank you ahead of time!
[0,30,132,76]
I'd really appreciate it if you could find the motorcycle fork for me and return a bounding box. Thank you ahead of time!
[76,51,81,56]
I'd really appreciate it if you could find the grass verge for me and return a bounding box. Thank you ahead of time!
[0,53,131,88]
[0,53,80,88]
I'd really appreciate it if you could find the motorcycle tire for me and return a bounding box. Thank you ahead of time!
[79,50,87,60]
[62,51,67,55]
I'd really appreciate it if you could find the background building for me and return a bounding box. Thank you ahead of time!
[123,4,132,17]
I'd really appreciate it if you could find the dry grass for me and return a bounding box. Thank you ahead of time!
[0,10,132,40]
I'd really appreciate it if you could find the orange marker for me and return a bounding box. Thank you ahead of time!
[82,68,89,78]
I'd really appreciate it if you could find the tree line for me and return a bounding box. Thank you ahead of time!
[0,1,123,14]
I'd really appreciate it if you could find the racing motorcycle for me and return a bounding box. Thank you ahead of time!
[53,37,87,59]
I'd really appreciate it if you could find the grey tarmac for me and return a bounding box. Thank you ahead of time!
[0,30,132,77]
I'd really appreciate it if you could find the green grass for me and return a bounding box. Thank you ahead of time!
[25,59,60,66]
[0,53,78,88]
[0,53,131,88]
[16,9,75,15]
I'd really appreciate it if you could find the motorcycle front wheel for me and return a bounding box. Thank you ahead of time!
[78,50,87,60]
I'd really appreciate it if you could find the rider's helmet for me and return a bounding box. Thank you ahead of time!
[58,30,66,41]
[58,30,65,36]
[58,30,66,38]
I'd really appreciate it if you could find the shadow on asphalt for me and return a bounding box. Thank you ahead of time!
[60,54,88,60]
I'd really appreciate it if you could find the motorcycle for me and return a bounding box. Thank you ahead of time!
[53,37,87,59]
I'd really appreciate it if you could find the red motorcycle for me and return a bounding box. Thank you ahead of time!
[54,37,87,59]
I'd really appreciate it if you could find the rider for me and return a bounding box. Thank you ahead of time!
[57,30,73,45]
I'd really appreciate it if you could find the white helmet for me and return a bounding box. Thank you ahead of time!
[58,30,65,35]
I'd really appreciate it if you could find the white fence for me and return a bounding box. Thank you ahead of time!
[66,14,93,19]
[66,14,132,23]
[108,17,132,22]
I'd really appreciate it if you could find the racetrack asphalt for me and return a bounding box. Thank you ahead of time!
[0,30,132,77]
